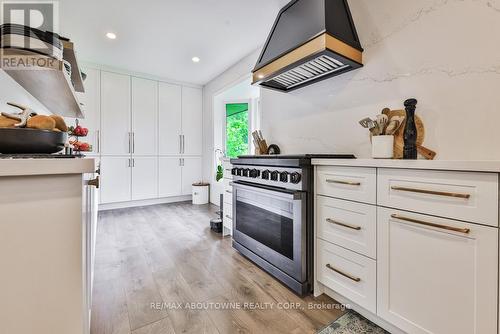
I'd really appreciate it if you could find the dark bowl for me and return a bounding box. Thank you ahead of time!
[0,128,67,154]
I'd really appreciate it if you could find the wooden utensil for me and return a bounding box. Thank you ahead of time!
[385,109,425,159]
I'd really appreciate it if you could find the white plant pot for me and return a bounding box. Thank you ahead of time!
[372,135,394,159]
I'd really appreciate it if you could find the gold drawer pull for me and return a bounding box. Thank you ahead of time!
[326,264,361,282]
[391,214,470,234]
[225,215,232,220]
[226,190,233,194]
[326,218,361,231]
[391,186,470,199]
[326,179,361,186]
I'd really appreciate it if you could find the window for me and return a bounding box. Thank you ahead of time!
[226,103,249,158]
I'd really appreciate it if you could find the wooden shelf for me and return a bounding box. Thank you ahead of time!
[62,40,85,93]
[1,51,85,118]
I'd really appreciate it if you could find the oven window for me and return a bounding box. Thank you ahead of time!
[235,187,294,260]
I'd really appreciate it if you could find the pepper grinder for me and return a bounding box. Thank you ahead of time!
[403,98,418,159]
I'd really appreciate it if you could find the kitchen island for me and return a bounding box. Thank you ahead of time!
[0,157,97,334]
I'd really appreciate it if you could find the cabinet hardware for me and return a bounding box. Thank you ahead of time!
[132,159,135,168]
[225,215,232,219]
[326,218,361,230]
[390,214,470,234]
[182,135,185,154]
[326,264,361,282]
[96,130,100,153]
[179,135,182,154]
[390,186,470,199]
[326,179,361,186]
[226,190,232,194]
[87,176,100,189]
[128,132,132,153]
[128,159,131,168]
[132,132,135,154]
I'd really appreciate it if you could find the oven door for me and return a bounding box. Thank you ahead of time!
[232,181,307,282]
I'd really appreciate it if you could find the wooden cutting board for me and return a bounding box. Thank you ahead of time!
[386,109,425,159]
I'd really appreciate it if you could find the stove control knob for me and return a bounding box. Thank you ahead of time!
[261,170,271,180]
[231,167,238,176]
[249,169,260,178]
[235,168,243,176]
[290,172,302,184]
[242,168,250,177]
[279,171,289,183]
[270,171,280,181]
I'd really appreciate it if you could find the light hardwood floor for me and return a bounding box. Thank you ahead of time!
[91,202,345,334]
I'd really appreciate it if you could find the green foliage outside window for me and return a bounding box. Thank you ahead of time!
[226,103,249,158]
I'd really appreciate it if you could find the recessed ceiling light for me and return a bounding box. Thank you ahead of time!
[192,57,200,63]
[106,32,117,40]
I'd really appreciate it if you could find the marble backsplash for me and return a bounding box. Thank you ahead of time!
[260,0,500,159]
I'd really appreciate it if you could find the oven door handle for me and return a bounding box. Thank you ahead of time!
[230,180,305,200]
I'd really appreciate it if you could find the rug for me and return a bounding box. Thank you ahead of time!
[317,311,390,334]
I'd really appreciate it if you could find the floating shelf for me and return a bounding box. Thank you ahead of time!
[62,40,85,93]
[1,50,85,118]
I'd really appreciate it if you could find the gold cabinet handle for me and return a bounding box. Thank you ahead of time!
[391,186,470,199]
[390,214,470,234]
[326,264,361,282]
[326,218,361,231]
[88,176,99,189]
[326,179,361,186]
[225,215,232,220]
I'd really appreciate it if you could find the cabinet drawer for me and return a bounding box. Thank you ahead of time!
[317,196,376,259]
[378,169,499,227]
[317,239,376,313]
[224,188,233,205]
[223,167,233,180]
[316,166,376,204]
[223,203,233,221]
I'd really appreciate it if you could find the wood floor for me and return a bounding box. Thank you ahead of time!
[91,202,345,334]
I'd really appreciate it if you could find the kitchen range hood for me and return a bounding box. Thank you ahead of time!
[252,0,363,92]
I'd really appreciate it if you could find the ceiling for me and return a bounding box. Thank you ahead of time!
[59,0,289,85]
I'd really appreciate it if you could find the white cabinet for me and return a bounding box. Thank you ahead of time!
[101,71,131,155]
[132,77,158,156]
[73,67,101,155]
[100,157,131,204]
[377,207,498,334]
[159,82,182,155]
[181,87,203,156]
[159,157,182,197]
[131,157,158,201]
[181,157,202,195]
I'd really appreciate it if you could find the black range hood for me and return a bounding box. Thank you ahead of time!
[252,0,363,92]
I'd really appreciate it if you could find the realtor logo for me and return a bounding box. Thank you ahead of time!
[0,1,60,67]
[1,1,58,32]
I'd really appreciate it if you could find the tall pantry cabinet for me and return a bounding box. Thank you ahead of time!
[79,67,203,206]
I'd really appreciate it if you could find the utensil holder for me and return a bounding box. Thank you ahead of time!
[372,135,394,159]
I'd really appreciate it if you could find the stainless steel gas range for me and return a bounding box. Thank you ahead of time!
[230,154,355,295]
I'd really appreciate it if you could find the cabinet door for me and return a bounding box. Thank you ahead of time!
[158,82,182,155]
[377,207,498,334]
[181,87,202,156]
[159,157,182,197]
[72,67,101,155]
[182,157,202,195]
[131,157,158,201]
[101,71,131,155]
[132,77,157,155]
[100,157,131,204]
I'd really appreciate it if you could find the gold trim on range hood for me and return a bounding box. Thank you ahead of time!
[252,33,363,90]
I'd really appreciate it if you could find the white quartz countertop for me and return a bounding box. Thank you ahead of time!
[312,159,500,173]
[0,157,96,177]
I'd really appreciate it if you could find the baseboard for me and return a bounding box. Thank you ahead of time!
[98,195,192,211]
[319,284,405,334]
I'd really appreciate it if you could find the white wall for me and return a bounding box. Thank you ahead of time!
[203,0,500,171]
[202,50,261,204]
[0,71,50,115]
